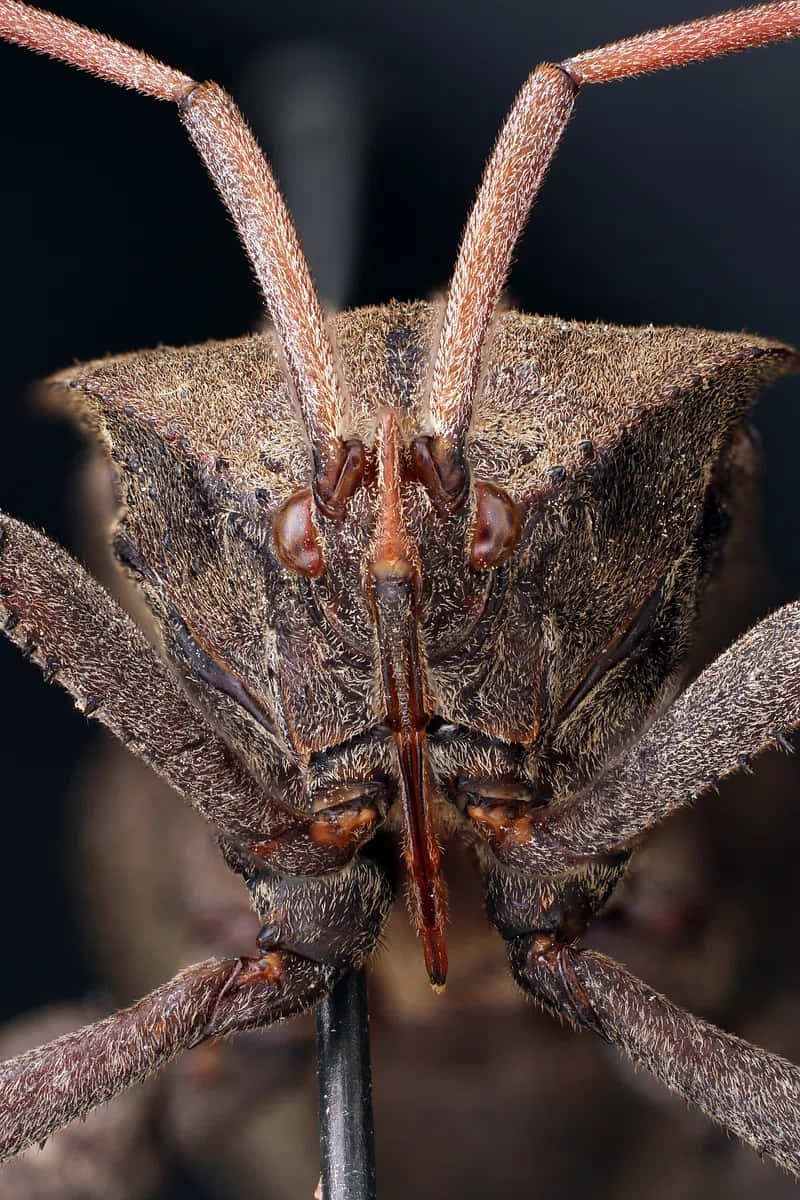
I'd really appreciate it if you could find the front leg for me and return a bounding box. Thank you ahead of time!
[468,600,800,874]
[0,849,393,1162]
[0,951,330,1162]
[0,515,380,872]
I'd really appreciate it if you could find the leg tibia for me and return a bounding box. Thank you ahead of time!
[469,601,800,874]
[510,939,800,1176]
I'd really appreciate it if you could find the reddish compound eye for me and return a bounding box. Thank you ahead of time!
[469,482,521,569]
[274,490,324,578]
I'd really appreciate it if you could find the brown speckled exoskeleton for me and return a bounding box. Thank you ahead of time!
[1,0,800,1181]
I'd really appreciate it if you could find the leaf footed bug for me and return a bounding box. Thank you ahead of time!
[0,0,800,1193]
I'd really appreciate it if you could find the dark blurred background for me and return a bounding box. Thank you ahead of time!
[0,1,798,1196]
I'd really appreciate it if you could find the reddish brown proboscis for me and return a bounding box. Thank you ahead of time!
[368,413,448,986]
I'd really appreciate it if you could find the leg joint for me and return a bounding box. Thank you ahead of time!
[248,856,393,974]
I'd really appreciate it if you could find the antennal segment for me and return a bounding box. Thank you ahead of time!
[179,84,348,507]
[565,0,800,84]
[429,0,800,501]
[426,66,576,500]
[0,0,192,98]
[0,0,351,512]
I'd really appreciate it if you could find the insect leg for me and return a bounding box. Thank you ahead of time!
[508,938,800,1176]
[0,515,379,869]
[468,600,800,874]
[0,951,333,1162]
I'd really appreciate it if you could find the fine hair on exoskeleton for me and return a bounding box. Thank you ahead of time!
[0,0,799,1189]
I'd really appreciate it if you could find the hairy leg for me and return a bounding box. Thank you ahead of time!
[0,951,331,1161]
[508,938,800,1176]
[0,515,380,872]
[469,601,800,873]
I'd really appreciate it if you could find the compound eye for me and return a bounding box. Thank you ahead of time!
[469,482,521,569]
[274,490,324,578]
